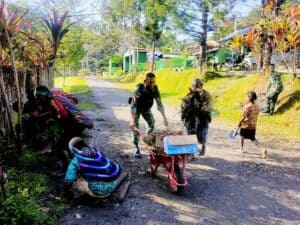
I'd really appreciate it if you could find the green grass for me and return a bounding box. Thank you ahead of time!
[0,146,69,225]
[0,168,68,225]
[54,76,90,93]
[54,76,97,111]
[77,100,97,111]
[105,69,300,140]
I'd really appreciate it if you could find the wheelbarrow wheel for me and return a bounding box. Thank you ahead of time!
[169,165,184,193]
[174,165,184,194]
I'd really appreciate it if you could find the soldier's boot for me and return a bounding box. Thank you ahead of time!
[199,145,206,156]
[133,144,142,158]
[261,108,270,113]
[132,126,142,158]
[269,99,276,115]
[262,149,268,159]
[262,98,272,113]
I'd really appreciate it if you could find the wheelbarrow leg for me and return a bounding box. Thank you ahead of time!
[167,156,178,192]
[150,153,159,175]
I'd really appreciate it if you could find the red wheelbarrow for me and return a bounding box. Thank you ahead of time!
[134,128,199,193]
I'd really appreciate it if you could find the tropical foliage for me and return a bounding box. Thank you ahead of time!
[236,2,300,76]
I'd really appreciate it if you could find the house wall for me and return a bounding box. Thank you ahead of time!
[123,51,147,73]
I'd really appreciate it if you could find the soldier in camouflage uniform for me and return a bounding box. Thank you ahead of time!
[129,72,168,158]
[262,64,283,115]
[181,78,212,156]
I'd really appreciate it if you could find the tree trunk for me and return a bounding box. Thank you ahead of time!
[129,48,132,73]
[36,66,40,86]
[293,46,297,79]
[136,39,139,73]
[47,66,54,88]
[22,70,27,102]
[260,0,285,72]
[0,42,2,61]
[199,3,209,73]
[151,40,155,72]
[258,39,264,72]
[273,0,285,16]
[259,0,267,73]
[63,62,66,88]
[279,50,291,74]
[3,22,22,141]
[0,70,17,142]
[262,37,272,70]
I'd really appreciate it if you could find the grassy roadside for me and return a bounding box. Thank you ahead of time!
[103,69,300,141]
[54,76,90,93]
[54,76,97,111]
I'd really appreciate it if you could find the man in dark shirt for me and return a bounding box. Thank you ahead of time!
[129,72,168,158]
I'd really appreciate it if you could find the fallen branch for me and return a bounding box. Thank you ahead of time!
[118,179,130,202]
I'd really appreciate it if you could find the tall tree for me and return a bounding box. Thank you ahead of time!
[259,0,286,72]
[173,0,238,73]
[55,25,85,73]
[272,3,300,78]
[42,9,73,87]
[100,0,141,72]
[139,0,172,72]
[212,8,261,40]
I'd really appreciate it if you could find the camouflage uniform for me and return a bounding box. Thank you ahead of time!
[130,83,164,146]
[263,72,283,115]
[181,89,212,145]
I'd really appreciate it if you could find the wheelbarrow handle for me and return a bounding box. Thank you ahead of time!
[131,127,144,137]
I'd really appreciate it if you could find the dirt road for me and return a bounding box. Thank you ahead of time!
[60,78,300,225]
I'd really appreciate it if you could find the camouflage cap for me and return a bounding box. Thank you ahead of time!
[192,78,203,88]
[271,72,281,81]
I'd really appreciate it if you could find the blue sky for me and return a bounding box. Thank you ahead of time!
[232,0,260,17]
[7,0,262,40]
[8,0,261,17]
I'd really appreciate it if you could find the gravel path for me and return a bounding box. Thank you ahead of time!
[59,78,300,225]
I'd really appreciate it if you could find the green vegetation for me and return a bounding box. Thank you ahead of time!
[0,145,68,225]
[0,162,68,225]
[106,69,300,140]
[77,99,98,111]
[54,76,97,111]
[54,76,90,93]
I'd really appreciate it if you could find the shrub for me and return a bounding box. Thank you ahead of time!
[0,169,66,225]
[0,194,55,225]
[203,71,222,81]
[17,146,40,170]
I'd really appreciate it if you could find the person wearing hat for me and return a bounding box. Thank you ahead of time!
[262,64,283,115]
[238,91,267,158]
[129,72,168,158]
[181,78,212,156]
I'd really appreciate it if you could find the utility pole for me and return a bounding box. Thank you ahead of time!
[234,15,237,32]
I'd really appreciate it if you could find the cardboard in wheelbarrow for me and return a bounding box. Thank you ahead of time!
[155,134,164,148]
[163,135,199,155]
